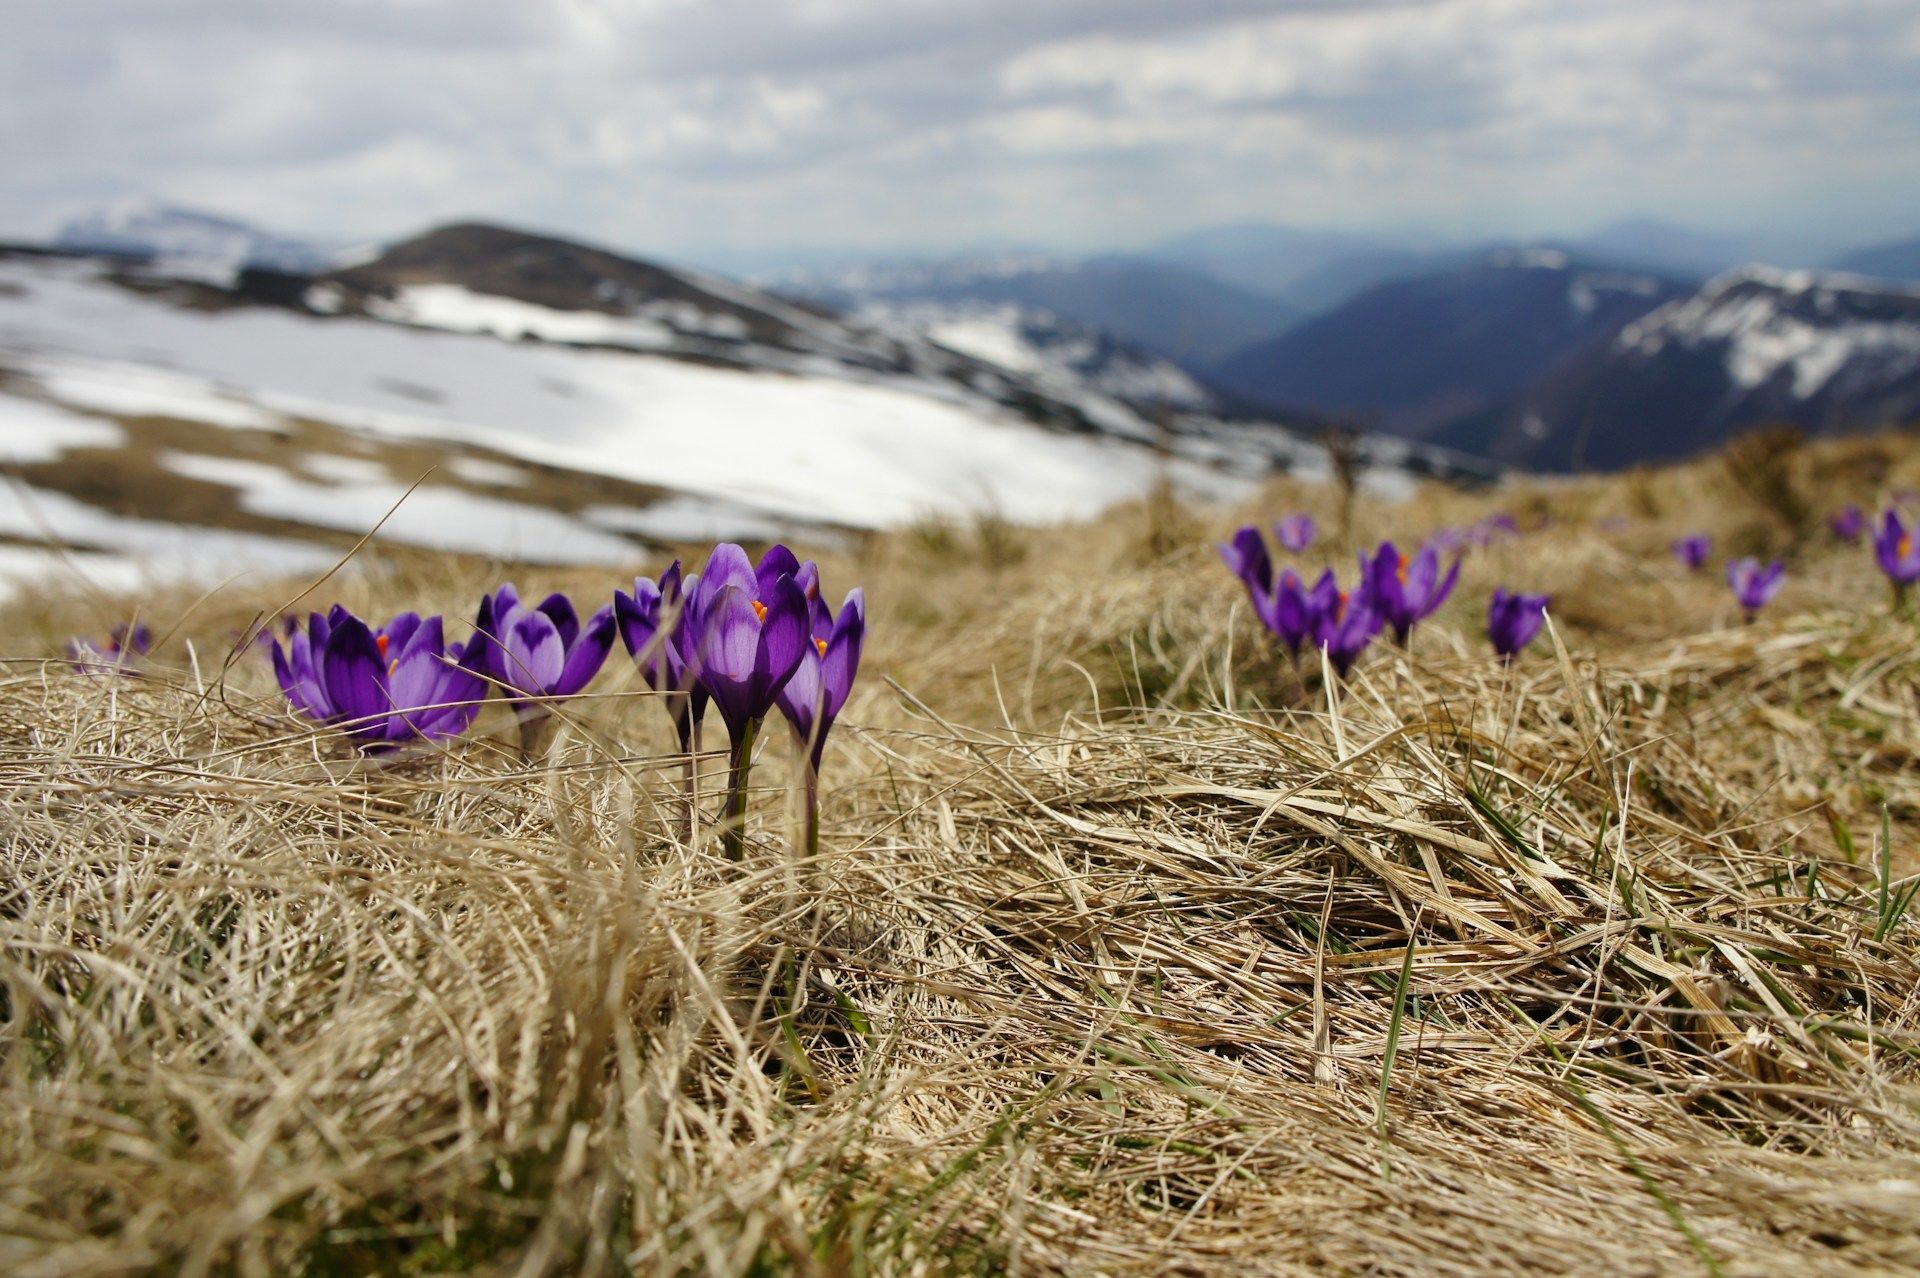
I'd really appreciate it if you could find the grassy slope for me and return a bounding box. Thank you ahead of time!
[2,428,1919,1275]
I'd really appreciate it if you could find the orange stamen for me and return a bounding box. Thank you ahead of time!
[815,637,828,657]
[389,659,400,677]
[1902,534,1913,559]
[751,599,768,623]
[376,634,390,657]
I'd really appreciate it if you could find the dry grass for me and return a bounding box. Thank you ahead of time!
[3,430,1920,1275]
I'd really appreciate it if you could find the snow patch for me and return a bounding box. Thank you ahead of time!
[444,456,532,487]
[584,495,800,545]
[300,452,392,485]
[157,450,642,564]
[0,393,125,460]
[0,482,340,598]
[24,354,281,431]
[365,284,677,350]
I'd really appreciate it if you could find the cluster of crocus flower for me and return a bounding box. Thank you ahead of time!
[269,607,488,750]
[615,543,865,857]
[1220,527,1463,676]
[263,542,865,858]
[67,622,152,675]
[1664,531,1791,622]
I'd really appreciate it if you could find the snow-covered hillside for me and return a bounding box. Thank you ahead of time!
[0,210,1490,602]
[0,251,1249,599]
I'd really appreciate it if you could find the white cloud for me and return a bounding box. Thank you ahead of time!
[2,0,1916,261]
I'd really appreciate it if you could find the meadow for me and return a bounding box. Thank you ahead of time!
[3,427,1918,1275]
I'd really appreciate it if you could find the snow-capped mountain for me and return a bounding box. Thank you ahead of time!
[54,198,343,276]
[1436,267,1920,469]
[1209,248,1690,439]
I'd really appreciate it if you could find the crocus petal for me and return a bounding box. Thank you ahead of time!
[271,638,326,719]
[321,617,390,734]
[776,644,823,746]
[755,573,811,705]
[536,592,580,651]
[1428,555,1461,614]
[553,605,615,697]
[699,543,758,604]
[504,611,565,695]
[696,584,764,735]
[756,545,802,599]
[615,584,662,676]
[1218,527,1273,596]
[820,589,866,722]
[387,621,451,717]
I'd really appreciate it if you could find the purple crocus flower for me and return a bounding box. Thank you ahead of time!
[1671,535,1712,571]
[1219,526,1273,598]
[269,605,486,750]
[1831,505,1866,542]
[1727,558,1785,619]
[1477,514,1519,544]
[469,584,615,755]
[1314,580,1384,677]
[1366,542,1460,644]
[1874,508,1920,579]
[67,622,152,674]
[1873,509,1920,602]
[1274,515,1316,554]
[683,543,811,858]
[471,584,615,707]
[684,542,810,743]
[1488,590,1550,662]
[775,587,866,772]
[614,560,707,748]
[1258,569,1323,657]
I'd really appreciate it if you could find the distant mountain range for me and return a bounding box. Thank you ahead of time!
[25,198,1920,479]
[1829,236,1920,284]
[1436,267,1920,469]
[1207,249,1691,438]
[772,253,1295,367]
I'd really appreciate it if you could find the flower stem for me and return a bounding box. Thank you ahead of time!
[515,707,551,763]
[678,718,699,849]
[721,718,758,861]
[802,759,820,861]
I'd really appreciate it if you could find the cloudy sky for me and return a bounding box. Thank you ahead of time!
[6,0,1919,268]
